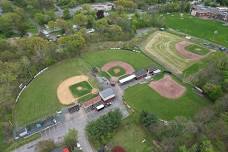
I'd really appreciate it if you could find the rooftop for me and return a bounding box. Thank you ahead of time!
[82,96,101,109]
[99,88,115,101]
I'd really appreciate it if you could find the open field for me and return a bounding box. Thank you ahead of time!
[163,13,228,47]
[15,51,158,126]
[144,31,197,74]
[110,115,153,152]
[124,76,210,120]
[186,44,210,55]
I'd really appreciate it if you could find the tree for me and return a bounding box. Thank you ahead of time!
[64,129,78,151]
[37,140,56,152]
[86,109,122,144]
[140,111,158,128]
[63,8,71,19]
[58,32,86,55]
[203,83,223,101]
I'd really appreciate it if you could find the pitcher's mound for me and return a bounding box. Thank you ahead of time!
[149,75,186,99]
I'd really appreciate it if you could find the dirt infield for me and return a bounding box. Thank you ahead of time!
[149,75,186,99]
[102,61,135,75]
[57,75,89,105]
[176,41,202,60]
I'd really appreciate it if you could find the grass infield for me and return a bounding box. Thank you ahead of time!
[185,44,210,55]
[69,81,92,97]
[108,66,126,77]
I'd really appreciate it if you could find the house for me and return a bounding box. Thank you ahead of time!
[134,69,147,79]
[119,74,136,85]
[191,5,228,22]
[82,96,102,111]
[99,88,115,103]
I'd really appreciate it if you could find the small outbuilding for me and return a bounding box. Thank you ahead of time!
[135,69,147,79]
[147,67,157,74]
[119,74,136,85]
[99,88,115,103]
[82,96,102,111]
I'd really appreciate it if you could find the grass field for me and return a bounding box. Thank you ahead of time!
[110,115,153,152]
[69,81,92,97]
[15,50,158,126]
[144,31,196,74]
[108,66,126,77]
[164,13,228,47]
[186,44,210,55]
[124,76,210,120]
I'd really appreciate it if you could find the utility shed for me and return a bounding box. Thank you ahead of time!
[135,69,147,79]
[99,88,115,102]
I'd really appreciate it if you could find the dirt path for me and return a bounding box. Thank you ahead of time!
[175,41,202,60]
[57,75,89,105]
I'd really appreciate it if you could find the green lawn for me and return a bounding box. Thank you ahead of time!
[164,13,228,47]
[15,50,158,126]
[186,44,210,55]
[69,81,92,97]
[108,66,126,77]
[110,116,153,152]
[124,77,210,120]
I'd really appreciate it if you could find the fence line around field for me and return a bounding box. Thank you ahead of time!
[15,67,48,103]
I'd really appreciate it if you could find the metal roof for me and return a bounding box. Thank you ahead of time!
[99,88,115,101]
[119,74,136,84]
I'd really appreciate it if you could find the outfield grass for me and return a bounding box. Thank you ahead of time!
[69,81,92,97]
[144,31,196,74]
[186,44,210,55]
[164,13,228,47]
[108,66,126,77]
[15,50,158,126]
[110,115,153,152]
[124,77,210,120]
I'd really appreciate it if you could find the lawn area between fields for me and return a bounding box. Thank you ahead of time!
[109,115,153,152]
[124,76,210,120]
[15,50,159,126]
[164,13,228,47]
[186,44,210,55]
[69,81,92,97]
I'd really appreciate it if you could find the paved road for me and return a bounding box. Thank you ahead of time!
[14,84,129,152]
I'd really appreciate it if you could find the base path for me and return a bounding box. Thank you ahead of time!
[101,61,135,75]
[57,75,89,105]
[176,41,202,60]
[149,75,186,99]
